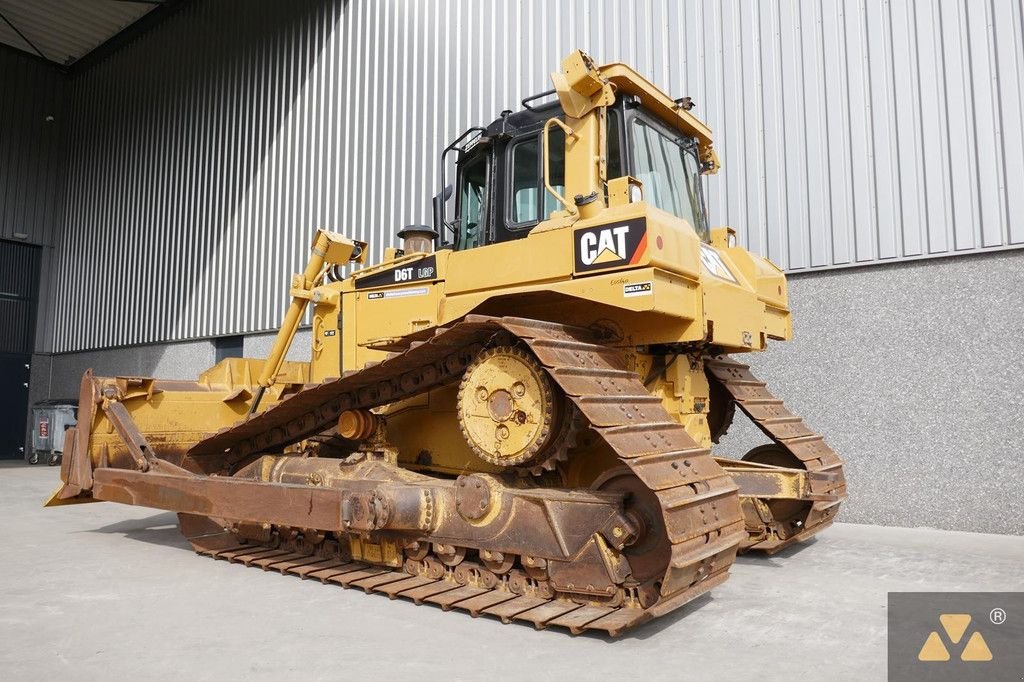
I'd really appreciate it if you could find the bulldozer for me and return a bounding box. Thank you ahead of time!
[48,50,846,636]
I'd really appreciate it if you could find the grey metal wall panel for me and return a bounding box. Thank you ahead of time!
[0,239,41,354]
[327,0,1024,273]
[0,47,63,356]
[53,0,346,352]
[317,0,1024,272]
[0,47,64,247]
[50,0,1024,353]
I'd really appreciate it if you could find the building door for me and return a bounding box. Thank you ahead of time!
[0,240,41,459]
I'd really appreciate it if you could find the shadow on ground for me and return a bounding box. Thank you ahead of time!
[89,511,191,550]
[734,537,818,567]
[75,501,749,641]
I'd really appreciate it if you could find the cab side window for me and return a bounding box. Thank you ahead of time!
[607,108,623,179]
[630,116,708,240]
[507,127,565,229]
[510,137,540,223]
[457,150,488,250]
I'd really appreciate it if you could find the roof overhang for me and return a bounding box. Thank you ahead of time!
[0,0,179,70]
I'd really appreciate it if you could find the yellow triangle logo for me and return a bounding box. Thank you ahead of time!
[917,613,995,663]
[592,248,621,264]
[961,631,993,661]
[918,631,950,661]
[939,614,971,643]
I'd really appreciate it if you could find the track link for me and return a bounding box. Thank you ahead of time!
[706,356,848,552]
[185,316,746,635]
[194,540,733,636]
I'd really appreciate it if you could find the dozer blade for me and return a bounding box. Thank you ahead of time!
[44,374,103,507]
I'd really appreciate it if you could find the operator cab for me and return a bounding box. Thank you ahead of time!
[436,93,710,251]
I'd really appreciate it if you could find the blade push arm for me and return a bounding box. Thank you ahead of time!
[250,229,366,414]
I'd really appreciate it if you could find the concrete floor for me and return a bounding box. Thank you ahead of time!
[1,462,1022,681]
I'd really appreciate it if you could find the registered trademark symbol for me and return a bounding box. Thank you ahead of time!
[990,607,1007,625]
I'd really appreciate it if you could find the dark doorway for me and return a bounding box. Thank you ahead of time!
[0,240,41,459]
[214,334,244,363]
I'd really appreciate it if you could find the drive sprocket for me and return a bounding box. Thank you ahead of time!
[456,345,574,472]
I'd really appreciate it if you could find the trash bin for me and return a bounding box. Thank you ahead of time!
[29,400,77,466]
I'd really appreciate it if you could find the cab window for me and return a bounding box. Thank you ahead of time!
[630,116,708,240]
[607,108,623,179]
[510,137,540,223]
[456,149,488,249]
[507,127,565,228]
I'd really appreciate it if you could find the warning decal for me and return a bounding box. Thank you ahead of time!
[699,244,738,283]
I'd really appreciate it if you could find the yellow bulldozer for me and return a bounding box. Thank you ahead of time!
[48,50,846,636]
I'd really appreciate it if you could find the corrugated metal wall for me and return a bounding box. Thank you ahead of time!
[0,47,64,247]
[334,0,1024,271]
[54,0,346,352]
[0,239,41,355]
[50,0,1024,353]
[0,46,65,357]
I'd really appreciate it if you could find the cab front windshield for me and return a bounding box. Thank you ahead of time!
[629,114,708,240]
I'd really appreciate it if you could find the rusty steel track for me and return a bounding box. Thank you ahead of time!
[184,316,746,635]
[501,319,746,601]
[706,356,847,552]
[192,540,732,636]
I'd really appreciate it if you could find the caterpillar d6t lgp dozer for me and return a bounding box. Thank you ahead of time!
[49,51,846,636]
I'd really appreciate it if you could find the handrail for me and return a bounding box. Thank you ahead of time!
[436,127,486,243]
[521,88,557,112]
[542,117,577,215]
